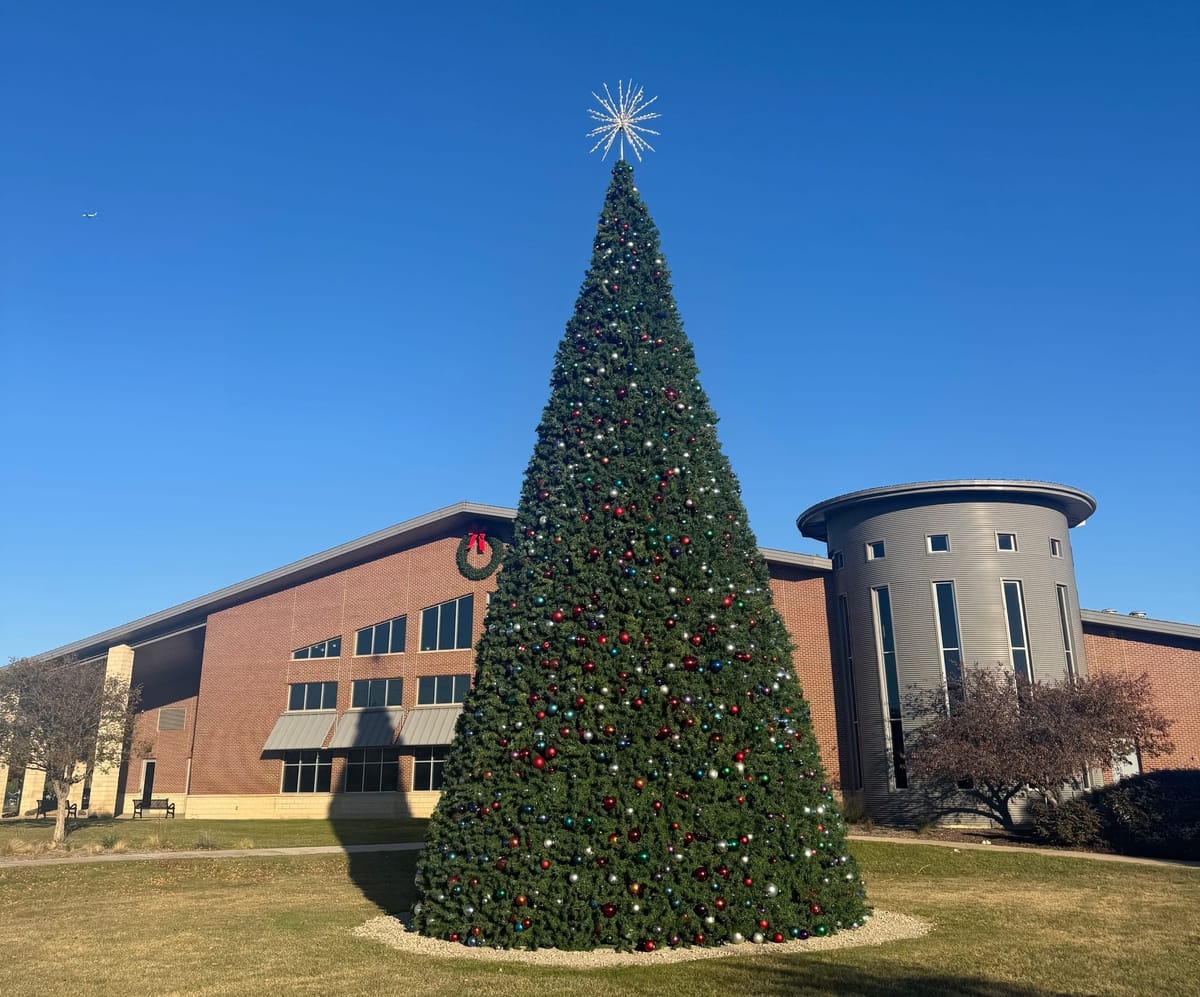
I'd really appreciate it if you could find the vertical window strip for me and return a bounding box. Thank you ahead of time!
[872,586,907,789]
[836,595,863,790]
[1056,584,1077,682]
[1002,580,1033,682]
[932,582,964,709]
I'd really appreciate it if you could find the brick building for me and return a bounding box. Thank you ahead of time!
[3,491,1196,823]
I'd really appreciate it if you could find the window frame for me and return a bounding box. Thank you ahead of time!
[343,748,399,793]
[926,533,951,553]
[872,585,907,790]
[866,540,886,561]
[831,550,844,570]
[1056,583,1077,682]
[350,677,404,710]
[416,673,471,705]
[287,681,338,712]
[354,616,407,657]
[411,747,449,791]
[996,532,1018,552]
[292,636,342,660]
[932,581,964,709]
[1049,537,1063,558]
[1001,579,1033,682]
[281,750,332,793]
[419,594,475,652]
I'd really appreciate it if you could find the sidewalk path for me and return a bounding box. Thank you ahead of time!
[847,832,1199,869]
[0,841,423,869]
[1,835,1194,870]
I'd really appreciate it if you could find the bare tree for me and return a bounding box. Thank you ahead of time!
[0,656,141,846]
[905,667,1172,832]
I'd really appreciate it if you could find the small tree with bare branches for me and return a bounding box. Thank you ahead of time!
[0,656,141,846]
[905,668,1172,832]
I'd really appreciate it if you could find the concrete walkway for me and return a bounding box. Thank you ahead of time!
[0,835,1194,871]
[847,832,1199,869]
[0,841,424,869]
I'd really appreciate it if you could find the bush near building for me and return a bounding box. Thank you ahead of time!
[1032,769,1200,860]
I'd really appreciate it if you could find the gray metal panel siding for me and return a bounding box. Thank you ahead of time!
[823,497,1088,822]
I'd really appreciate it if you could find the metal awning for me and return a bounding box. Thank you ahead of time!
[262,711,336,751]
[396,706,461,746]
[328,708,404,749]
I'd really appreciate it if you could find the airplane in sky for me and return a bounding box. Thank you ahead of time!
[81,211,98,218]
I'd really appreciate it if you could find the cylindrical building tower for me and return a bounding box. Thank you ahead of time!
[797,479,1096,822]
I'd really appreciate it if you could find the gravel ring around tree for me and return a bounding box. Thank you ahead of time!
[353,909,930,966]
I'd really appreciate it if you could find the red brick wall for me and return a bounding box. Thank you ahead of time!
[1083,624,1200,772]
[189,533,495,796]
[767,568,840,783]
[127,632,203,797]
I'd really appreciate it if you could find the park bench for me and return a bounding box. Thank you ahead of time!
[35,798,78,820]
[132,797,175,819]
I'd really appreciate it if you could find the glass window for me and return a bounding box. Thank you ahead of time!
[866,540,885,560]
[355,616,407,656]
[1049,538,1063,558]
[412,747,449,791]
[420,594,475,651]
[417,673,470,705]
[831,550,844,570]
[292,637,341,660]
[281,751,332,793]
[836,594,862,791]
[927,534,950,553]
[933,582,964,708]
[996,533,1018,552]
[344,749,398,793]
[288,681,337,711]
[1056,584,1077,682]
[1002,580,1032,681]
[351,678,403,709]
[872,586,907,789]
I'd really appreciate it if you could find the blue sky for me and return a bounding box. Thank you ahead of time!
[2,2,1197,657]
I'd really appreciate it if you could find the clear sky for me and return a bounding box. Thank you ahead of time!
[2,2,1197,657]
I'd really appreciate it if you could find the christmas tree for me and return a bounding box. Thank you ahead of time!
[413,156,867,951]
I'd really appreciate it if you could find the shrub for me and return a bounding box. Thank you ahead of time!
[1030,798,1106,850]
[1035,769,1200,860]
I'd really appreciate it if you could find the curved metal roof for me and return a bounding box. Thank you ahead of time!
[796,479,1097,541]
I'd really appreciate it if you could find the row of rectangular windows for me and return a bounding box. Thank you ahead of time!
[292,594,474,660]
[868,577,1077,792]
[832,534,1063,568]
[281,747,447,793]
[287,674,469,712]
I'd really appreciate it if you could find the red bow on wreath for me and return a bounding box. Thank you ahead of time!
[467,531,487,554]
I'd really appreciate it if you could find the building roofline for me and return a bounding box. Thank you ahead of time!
[38,501,519,662]
[39,504,835,662]
[1081,609,1200,642]
[796,479,1097,541]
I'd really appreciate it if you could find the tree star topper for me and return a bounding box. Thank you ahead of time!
[587,80,660,162]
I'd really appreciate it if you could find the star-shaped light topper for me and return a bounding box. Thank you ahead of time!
[587,80,661,162]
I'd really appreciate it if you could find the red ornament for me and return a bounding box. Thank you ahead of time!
[602,903,617,918]
[603,796,616,810]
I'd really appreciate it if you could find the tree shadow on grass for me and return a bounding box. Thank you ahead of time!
[663,958,1080,997]
[338,846,420,916]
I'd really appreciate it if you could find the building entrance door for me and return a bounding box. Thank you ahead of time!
[141,760,156,803]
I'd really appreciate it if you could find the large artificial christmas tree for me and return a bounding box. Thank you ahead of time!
[413,156,867,951]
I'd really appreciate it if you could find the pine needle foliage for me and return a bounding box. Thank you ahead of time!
[413,162,867,951]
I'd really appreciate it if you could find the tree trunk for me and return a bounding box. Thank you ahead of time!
[50,779,70,848]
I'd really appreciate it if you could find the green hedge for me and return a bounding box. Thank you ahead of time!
[1033,769,1200,860]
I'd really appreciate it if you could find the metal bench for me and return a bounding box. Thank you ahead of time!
[35,798,78,820]
[132,797,175,819]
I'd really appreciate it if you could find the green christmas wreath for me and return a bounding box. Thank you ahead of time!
[456,532,504,580]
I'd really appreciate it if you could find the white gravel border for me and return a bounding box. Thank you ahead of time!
[353,909,931,966]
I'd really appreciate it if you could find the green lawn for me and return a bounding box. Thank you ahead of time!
[0,838,1195,996]
[0,816,423,856]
